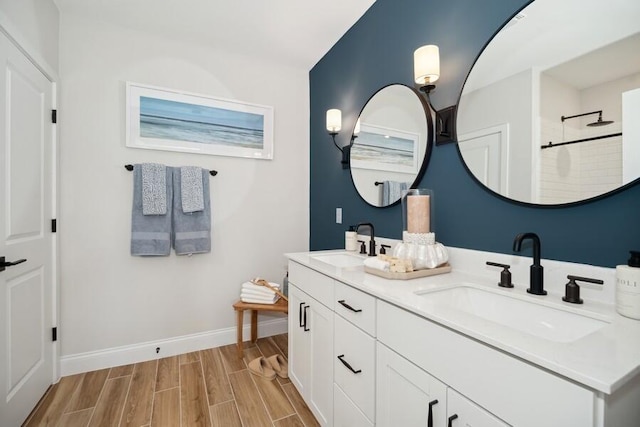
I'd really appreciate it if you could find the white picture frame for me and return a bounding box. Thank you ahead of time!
[126,82,274,159]
[350,123,420,173]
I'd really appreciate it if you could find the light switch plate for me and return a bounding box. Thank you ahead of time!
[336,207,342,224]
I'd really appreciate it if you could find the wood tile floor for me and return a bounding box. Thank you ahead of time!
[23,334,319,427]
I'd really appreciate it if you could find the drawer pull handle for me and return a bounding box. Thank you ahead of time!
[337,354,361,374]
[303,305,310,331]
[298,302,305,328]
[337,300,362,313]
[448,414,458,427]
[428,399,438,427]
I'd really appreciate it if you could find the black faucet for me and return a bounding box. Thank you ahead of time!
[513,232,546,295]
[356,223,376,256]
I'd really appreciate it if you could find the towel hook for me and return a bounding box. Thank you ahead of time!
[124,164,217,176]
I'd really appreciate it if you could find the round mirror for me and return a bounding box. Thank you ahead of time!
[350,84,433,207]
[456,0,640,205]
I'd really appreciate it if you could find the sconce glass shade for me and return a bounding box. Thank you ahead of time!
[414,45,440,85]
[326,109,342,133]
[354,118,361,135]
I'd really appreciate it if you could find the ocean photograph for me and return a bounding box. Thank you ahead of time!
[139,96,264,149]
[351,130,416,170]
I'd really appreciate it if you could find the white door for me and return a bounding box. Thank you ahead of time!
[0,32,54,426]
[458,124,509,195]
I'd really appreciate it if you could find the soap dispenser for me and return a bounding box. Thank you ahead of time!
[616,250,640,319]
[345,226,358,251]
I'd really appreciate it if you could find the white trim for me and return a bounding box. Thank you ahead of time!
[59,318,288,376]
[0,9,58,81]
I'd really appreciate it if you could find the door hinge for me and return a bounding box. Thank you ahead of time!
[52,327,57,342]
[51,219,57,233]
[51,109,57,124]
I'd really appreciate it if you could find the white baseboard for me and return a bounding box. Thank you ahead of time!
[60,318,288,377]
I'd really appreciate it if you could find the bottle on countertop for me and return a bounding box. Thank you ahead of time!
[345,225,358,251]
[616,250,640,320]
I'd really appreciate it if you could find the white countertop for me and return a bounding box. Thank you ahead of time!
[286,249,640,395]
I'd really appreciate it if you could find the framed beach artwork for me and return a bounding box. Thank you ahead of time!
[126,82,274,159]
[350,123,420,173]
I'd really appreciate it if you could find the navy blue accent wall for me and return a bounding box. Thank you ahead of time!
[309,0,640,267]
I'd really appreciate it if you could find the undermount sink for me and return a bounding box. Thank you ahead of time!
[415,286,609,343]
[311,252,365,268]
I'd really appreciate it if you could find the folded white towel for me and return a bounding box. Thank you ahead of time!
[241,293,278,304]
[241,289,276,299]
[363,257,390,271]
[241,282,280,294]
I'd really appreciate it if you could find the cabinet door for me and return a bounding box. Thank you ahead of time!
[334,384,374,427]
[376,342,447,427]
[447,389,510,427]
[308,297,334,426]
[288,285,310,395]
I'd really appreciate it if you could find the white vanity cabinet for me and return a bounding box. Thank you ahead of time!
[288,263,335,426]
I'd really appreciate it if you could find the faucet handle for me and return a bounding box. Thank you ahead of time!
[380,244,391,255]
[358,240,367,255]
[562,275,604,304]
[486,261,513,288]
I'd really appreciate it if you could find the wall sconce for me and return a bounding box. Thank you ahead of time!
[327,109,359,169]
[414,44,456,145]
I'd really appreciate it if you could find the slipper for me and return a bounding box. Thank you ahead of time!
[248,357,276,380]
[266,354,288,379]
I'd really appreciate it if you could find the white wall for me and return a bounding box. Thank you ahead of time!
[58,14,309,360]
[0,0,59,71]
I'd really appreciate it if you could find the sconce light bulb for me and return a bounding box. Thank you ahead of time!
[326,109,342,133]
[354,118,361,135]
[414,44,440,85]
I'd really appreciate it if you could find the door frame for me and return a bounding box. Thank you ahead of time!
[0,10,59,383]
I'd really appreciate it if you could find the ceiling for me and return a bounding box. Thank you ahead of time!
[53,0,376,70]
[464,0,640,93]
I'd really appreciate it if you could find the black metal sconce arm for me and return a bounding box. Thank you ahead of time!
[418,85,457,145]
[330,132,356,169]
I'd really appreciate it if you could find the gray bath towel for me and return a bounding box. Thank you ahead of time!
[180,166,204,213]
[131,165,172,256]
[172,167,211,255]
[141,163,167,215]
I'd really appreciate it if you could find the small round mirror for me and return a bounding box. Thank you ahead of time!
[350,84,433,207]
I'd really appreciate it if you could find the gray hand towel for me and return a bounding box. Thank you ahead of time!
[141,163,167,215]
[172,167,211,255]
[131,165,172,256]
[382,181,410,205]
[180,166,204,213]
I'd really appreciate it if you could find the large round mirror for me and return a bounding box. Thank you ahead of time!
[350,84,433,207]
[456,0,640,205]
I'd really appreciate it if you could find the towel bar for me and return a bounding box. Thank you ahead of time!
[124,164,217,176]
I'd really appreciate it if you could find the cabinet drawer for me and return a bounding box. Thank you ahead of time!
[334,281,376,336]
[334,384,374,427]
[288,261,334,307]
[334,315,375,421]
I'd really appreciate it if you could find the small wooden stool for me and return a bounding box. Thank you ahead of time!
[232,298,288,358]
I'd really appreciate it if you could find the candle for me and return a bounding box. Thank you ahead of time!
[407,194,430,233]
